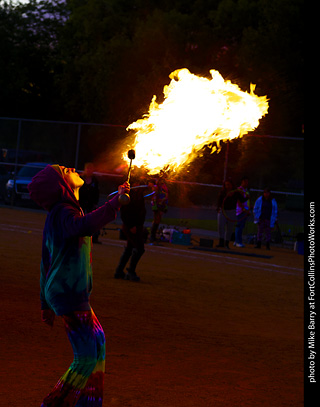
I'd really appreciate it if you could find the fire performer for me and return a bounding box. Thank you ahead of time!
[114,176,148,281]
[28,164,129,407]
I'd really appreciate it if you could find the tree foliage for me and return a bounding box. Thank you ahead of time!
[0,0,67,118]
[0,0,304,187]
[1,0,303,125]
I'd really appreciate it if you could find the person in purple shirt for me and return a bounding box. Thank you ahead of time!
[28,164,129,407]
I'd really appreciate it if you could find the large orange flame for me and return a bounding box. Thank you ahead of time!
[124,68,269,175]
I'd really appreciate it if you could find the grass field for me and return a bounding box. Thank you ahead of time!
[159,216,304,239]
[0,206,304,407]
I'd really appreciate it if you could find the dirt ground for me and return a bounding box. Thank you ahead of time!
[0,206,304,407]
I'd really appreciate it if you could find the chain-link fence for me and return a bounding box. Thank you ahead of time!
[0,117,127,170]
[1,117,304,232]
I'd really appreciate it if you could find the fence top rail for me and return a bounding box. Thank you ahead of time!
[0,116,126,128]
[1,117,305,140]
[1,117,304,196]
[248,134,304,141]
[164,179,304,196]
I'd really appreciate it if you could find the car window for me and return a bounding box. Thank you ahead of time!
[17,165,45,177]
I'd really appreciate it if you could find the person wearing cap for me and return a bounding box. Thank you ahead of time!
[28,164,129,407]
[253,187,278,250]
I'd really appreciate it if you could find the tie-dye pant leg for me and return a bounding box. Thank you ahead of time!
[41,308,105,407]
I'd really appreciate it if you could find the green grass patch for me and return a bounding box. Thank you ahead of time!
[147,217,304,238]
[146,217,217,231]
[163,217,217,231]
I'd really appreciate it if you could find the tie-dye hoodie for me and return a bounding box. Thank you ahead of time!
[28,165,120,316]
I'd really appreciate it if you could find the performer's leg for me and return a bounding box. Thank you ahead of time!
[125,226,145,281]
[114,245,133,278]
[150,210,162,242]
[150,223,159,242]
[264,220,272,249]
[225,211,235,248]
[41,309,105,407]
[235,214,246,246]
[255,220,263,248]
[216,212,225,247]
[75,310,105,406]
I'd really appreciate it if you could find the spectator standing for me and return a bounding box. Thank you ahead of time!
[149,176,169,243]
[216,178,248,249]
[253,187,278,250]
[234,176,251,247]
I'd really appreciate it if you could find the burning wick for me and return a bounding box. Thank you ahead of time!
[118,149,135,205]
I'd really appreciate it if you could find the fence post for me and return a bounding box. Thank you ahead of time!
[14,119,22,175]
[11,119,22,206]
[223,140,230,181]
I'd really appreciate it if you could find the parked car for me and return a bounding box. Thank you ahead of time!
[0,166,11,200]
[4,162,49,206]
[1,148,54,169]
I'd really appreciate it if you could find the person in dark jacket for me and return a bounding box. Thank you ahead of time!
[114,178,147,282]
[216,178,248,248]
[28,164,129,407]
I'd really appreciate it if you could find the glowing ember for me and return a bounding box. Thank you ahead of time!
[124,68,269,175]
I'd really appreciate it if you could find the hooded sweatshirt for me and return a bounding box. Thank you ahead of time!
[253,195,278,228]
[28,165,121,316]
